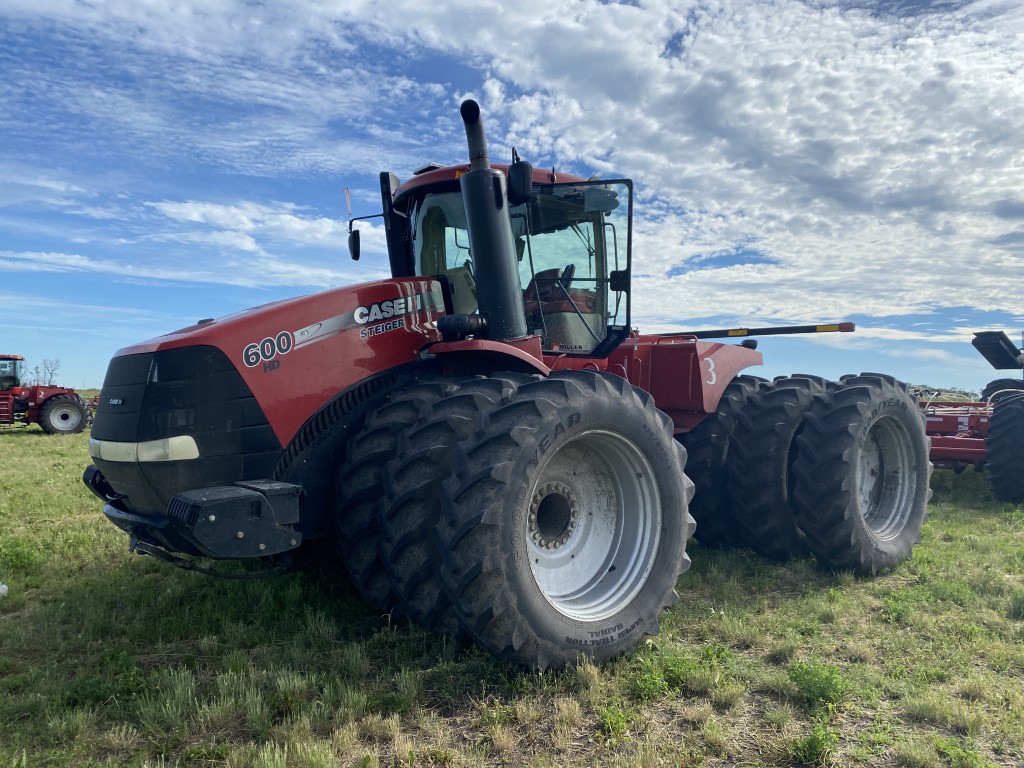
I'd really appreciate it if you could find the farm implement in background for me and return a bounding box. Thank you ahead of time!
[921,330,1024,502]
[0,354,89,434]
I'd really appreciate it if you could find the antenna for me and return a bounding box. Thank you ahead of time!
[343,187,352,220]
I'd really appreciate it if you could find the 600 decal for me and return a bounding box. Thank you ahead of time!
[243,331,293,368]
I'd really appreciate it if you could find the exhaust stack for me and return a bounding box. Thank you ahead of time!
[461,100,490,172]
[458,99,528,341]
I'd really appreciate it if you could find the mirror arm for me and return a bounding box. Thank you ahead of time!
[347,212,384,261]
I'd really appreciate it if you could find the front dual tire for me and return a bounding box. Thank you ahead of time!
[335,370,695,670]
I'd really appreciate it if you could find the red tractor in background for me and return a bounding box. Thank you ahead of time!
[921,330,1024,502]
[0,354,89,435]
[83,100,931,669]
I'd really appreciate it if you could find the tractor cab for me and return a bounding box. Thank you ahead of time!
[0,355,23,392]
[366,165,634,358]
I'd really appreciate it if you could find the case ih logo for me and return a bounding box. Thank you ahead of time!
[353,295,428,325]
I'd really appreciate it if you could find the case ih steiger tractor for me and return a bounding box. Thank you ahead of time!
[0,354,89,434]
[83,101,931,669]
[921,330,1024,502]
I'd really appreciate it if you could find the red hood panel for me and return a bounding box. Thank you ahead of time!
[115,278,445,445]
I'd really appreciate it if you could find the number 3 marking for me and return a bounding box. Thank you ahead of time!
[704,357,717,385]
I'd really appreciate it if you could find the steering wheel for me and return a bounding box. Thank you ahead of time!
[559,263,575,289]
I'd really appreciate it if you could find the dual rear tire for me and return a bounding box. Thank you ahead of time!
[677,375,768,546]
[702,373,930,573]
[790,375,931,574]
[726,376,830,560]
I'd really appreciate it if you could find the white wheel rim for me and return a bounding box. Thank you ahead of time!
[527,429,662,621]
[857,416,915,538]
[50,405,82,431]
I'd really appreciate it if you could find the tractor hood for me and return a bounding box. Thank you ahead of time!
[102,278,445,447]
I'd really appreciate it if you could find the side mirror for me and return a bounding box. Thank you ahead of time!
[610,269,629,293]
[348,228,360,261]
[507,160,533,206]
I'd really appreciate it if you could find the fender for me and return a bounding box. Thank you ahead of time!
[548,335,763,432]
[426,337,550,376]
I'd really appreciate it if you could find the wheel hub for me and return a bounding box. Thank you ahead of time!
[529,482,580,550]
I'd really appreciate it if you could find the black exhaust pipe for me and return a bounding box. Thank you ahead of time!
[461,99,490,172]
[458,99,528,341]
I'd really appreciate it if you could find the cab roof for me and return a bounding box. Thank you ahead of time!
[392,164,587,212]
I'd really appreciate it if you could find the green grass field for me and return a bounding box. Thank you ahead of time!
[1,427,1022,767]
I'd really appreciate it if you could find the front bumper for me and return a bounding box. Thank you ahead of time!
[85,465,303,559]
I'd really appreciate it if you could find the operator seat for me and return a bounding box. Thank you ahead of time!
[523,267,602,353]
[418,206,478,314]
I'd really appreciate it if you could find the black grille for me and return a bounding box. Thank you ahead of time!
[94,346,276,450]
[167,496,200,528]
[91,345,281,516]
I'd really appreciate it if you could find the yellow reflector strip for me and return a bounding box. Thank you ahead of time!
[726,329,749,336]
[89,438,136,462]
[89,436,200,463]
[816,324,840,332]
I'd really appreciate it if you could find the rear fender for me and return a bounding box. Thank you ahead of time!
[600,336,763,429]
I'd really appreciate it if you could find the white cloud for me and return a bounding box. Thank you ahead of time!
[311,0,1024,328]
[0,167,91,207]
[2,0,1024,388]
[883,347,957,362]
[148,200,347,247]
[0,248,366,290]
[0,289,170,320]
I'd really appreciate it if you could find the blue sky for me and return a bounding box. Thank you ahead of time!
[2,0,1023,393]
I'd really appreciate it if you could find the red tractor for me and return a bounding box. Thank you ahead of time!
[0,354,89,435]
[921,330,1024,502]
[83,101,931,669]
